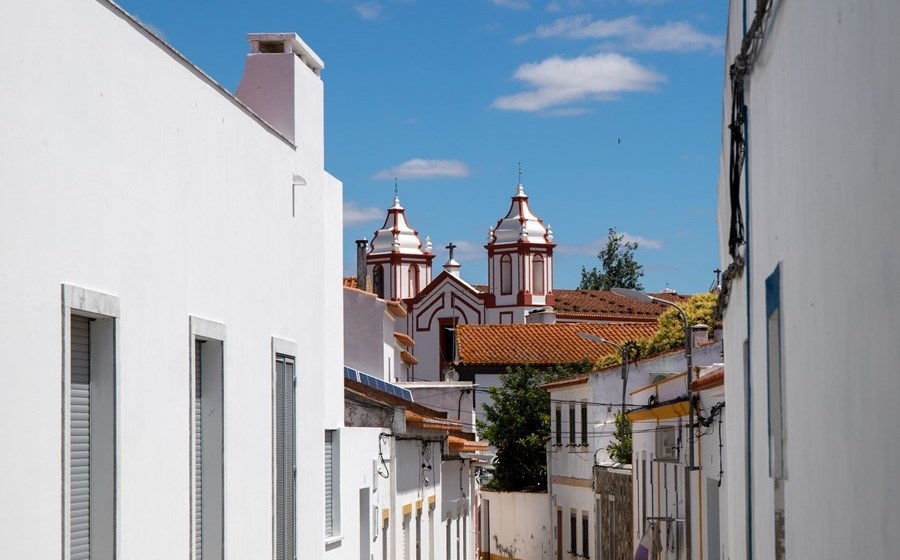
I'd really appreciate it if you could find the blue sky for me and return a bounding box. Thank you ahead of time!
[119,0,727,293]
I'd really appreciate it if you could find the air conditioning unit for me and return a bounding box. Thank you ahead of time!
[655,426,679,462]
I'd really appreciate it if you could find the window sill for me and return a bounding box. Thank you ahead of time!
[325,535,344,548]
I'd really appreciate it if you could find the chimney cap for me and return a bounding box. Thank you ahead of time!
[247,33,324,71]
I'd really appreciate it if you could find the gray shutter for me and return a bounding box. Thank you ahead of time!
[275,358,285,559]
[275,356,296,560]
[284,358,295,560]
[70,315,91,560]
[195,340,203,560]
[324,430,333,537]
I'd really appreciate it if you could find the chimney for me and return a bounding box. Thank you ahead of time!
[526,307,557,324]
[236,33,324,167]
[356,239,368,291]
[691,324,710,348]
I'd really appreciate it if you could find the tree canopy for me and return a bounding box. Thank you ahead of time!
[579,227,644,291]
[477,361,592,492]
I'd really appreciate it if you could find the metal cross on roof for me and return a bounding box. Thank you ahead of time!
[446,241,457,260]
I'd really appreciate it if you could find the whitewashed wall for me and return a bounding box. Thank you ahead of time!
[0,1,342,558]
[482,490,551,560]
[717,3,900,559]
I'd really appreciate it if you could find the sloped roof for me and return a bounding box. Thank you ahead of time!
[691,367,725,391]
[456,322,658,366]
[553,290,685,321]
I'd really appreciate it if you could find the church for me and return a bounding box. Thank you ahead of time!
[349,182,675,384]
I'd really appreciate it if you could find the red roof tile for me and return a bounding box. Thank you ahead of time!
[691,367,725,391]
[553,290,680,322]
[456,322,659,366]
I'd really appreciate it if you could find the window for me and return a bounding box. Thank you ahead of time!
[555,405,562,446]
[409,265,420,297]
[766,264,786,560]
[582,513,590,558]
[64,285,118,560]
[374,264,385,299]
[570,510,577,554]
[439,318,457,366]
[275,350,296,559]
[580,403,589,447]
[766,264,785,478]
[325,429,340,538]
[532,255,545,295]
[192,317,225,560]
[500,255,512,295]
[569,405,576,447]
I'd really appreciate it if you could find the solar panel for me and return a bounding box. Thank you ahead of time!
[355,370,414,402]
[344,367,359,381]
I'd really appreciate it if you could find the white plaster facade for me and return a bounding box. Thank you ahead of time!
[0,2,343,558]
[716,3,900,559]
[628,365,727,560]
[546,342,723,560]
[480,490,551,560]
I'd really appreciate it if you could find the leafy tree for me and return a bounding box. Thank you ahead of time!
[579,228,644,291]
[477,361,592,492]
[606,411,632,464]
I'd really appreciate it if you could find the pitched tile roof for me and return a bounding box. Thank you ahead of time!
[691,367,725,391]
[456,322,659,366]
[553,290,685,322]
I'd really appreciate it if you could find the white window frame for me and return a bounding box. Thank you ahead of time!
[272,337,297,560]
[190,316,226,560]
[62,284,119,560]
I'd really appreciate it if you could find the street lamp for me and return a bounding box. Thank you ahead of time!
[611,287,695,560]
[577,333,631,414]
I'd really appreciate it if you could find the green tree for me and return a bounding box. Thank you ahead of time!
[606,411,632,464]
[579,228,645,291]
[477,361,592,492]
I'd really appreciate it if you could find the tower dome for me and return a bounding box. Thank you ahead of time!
[366,195,434,300]
[488,184,553,245]
[485,182,556,316]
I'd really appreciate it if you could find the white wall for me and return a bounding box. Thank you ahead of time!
[0,1,342,558]
[482,490,551,560]
[717,3,900,559]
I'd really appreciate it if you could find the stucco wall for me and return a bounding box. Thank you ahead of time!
[482,490,550,560]
[717,3,900,559]
[0,1,342,558]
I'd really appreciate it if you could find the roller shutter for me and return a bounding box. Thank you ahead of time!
[195,340,203,559]
[70,315,91,560]
[275,355,295,559]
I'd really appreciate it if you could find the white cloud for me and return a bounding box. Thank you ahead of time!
[491,53,664,112]
[344,201,384,226]
[492,0,530,10]
[435,239,484,262]
[557,233,663,255]
[354,2,383,20]
[373,159,471,180]
[545,1,562,12]
[620,232,663,250]
[517,14,723,52]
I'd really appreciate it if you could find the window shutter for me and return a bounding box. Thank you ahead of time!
[325,430,334,537]
[195,340,203,559]
[275,355,296,559]
[70,315,91,560]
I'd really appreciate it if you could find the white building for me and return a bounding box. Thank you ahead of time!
[0,2,343,559]
[716,2,900,560]
[342,286,484,560]
[628,364,726,560]
[544,340,723,560]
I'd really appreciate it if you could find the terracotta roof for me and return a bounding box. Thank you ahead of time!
[691,367,725,391]
[448,435,490,453]
[394,332,415,347]
[343,276,359,288]
[405,410,463,432]
[456,322,658,366]
[386,300,407,318]
[553,290,679,322]
[541,375,589,390]
[400,350,419,366]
